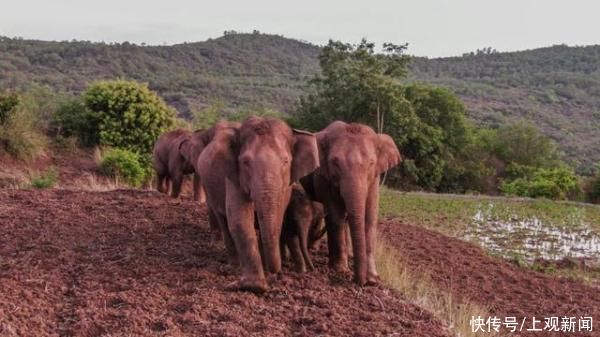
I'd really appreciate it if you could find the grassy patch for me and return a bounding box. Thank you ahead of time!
[29,168,58,189]
[380,188,600,235]
[379,188,600,284]
[376,238,494,337]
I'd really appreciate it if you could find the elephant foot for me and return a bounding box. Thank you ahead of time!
[366,274,381,286]
[329,261,350,274]
[226,276,268,294]
[353,274,368,286]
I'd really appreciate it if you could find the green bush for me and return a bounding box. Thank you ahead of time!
[100,148,146,187]
[52,98,100,146]
[84,80,175,154]
[30,168,58,189]
[500,167,578,200]
[0,92,47,160]
[0,92,19,124]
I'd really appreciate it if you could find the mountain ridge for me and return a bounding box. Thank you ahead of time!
[1,33,599,171]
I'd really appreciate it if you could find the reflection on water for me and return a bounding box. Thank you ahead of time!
[464,203,600,263]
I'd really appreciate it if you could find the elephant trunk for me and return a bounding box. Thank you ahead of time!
[340,179,368,285]
[254,187,284,274]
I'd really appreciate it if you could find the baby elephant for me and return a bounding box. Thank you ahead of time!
[281,184,326,273]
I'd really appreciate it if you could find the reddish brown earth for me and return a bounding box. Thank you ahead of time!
[0,189,449,337]
[380,219,600,336]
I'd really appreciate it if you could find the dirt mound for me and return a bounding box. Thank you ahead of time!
[380,219,600,336]
[0,189,449,337]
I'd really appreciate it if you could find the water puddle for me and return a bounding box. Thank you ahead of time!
[463,203,600,264]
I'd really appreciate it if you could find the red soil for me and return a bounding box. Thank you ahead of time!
[380,219,600,336]
[0,189,449,337]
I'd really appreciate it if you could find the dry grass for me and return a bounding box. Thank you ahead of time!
[69,173,122,191]
[376,238,497,337]
[0,169,29,188]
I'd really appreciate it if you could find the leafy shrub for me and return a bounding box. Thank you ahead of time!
[0,92,19,124]
[500,167,578,200]
[84,80,175,155]
[29,168,58,189]
[100,148,145,187]
[52,98,100,146]
[0,92,47,160]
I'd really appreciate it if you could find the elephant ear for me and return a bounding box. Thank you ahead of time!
[291,129,320,182]
[314,130,330,178]
[376,134,402,174]
[223,127,242,186]
[178,138,192,161]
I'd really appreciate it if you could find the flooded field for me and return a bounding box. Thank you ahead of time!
[464,203,600,264]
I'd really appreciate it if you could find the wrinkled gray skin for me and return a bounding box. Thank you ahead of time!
[152,128,208,203]
[301,121,401,286]
[198,117,319,293]
[280,183,326,273]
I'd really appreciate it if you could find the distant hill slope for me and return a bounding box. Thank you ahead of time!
[410,45,600,172]
[1,34,599,171]
[0,33,320,116]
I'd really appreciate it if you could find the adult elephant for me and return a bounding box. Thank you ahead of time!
[301,121,401,286]
[152,128,208,202]
[198,117,319,293]
[196,121,241,262]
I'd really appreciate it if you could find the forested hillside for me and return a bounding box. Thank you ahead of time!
[0,33,320,117]
[1,33,600,171]
[410,45,600,173]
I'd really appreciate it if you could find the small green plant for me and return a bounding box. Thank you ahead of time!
[0,92,47,160]
[29,168,58,189]
[100,148,145,187]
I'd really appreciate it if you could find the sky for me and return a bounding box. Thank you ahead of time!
[1,0,599,57]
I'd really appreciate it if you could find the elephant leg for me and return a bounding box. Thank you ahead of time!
[225,179,267,293]
[299,219,314,271]
[164,177,171,194]
[215,210,237,265]
[208,208,222,241]
[365,179,381,285]
[192,173,200,201]
[279,236,289,262]
[170,172,184,198]
[325,203,349,273]
[199,184,206,204]
[288,235,306,273]
[192,174,206,203]
[156,172,168,194]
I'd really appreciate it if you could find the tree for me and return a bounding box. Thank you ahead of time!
[491,124,561,168]
[296,39,412,134]
[83,80,175,155]
[295,40,473,190]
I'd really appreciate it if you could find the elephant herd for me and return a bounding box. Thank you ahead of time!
[152,117,401,293]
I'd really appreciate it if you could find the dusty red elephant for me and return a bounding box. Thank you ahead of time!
[197,117,319,293]
[152,128,208,202]
[280,183,326,273]
[301,121,401,285]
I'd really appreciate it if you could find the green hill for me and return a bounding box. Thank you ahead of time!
[410,45,600,173]
[1,33,599,171]
[0,33,320,117]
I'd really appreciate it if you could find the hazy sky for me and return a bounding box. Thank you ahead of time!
[1,0,599,57]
